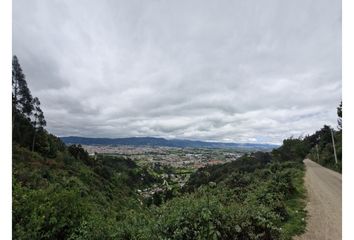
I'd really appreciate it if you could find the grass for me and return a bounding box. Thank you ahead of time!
[280,166,307,239]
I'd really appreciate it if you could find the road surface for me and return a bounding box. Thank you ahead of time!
[295,159,342,240]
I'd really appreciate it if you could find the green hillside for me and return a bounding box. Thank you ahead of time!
[12,55,340,239]
[13,143,307,239]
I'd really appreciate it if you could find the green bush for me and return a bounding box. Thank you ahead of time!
[13,144,306,240]
[13,181,89,239]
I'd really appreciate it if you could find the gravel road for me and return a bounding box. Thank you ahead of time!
[295,159,342,240]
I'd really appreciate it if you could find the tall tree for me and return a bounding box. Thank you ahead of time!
[337,101,342,130]
[31,97,46,152]
[12,56,33,127]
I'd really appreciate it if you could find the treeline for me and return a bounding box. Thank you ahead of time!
[12,55,66,157]
[306,122,342,172]
[272,103,342,172]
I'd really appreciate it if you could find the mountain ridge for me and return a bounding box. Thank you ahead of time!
[60,136,279,150]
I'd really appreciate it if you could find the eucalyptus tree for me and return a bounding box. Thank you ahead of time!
[337,101,342,130]
[31,97,46,151]
[12,55,33,128]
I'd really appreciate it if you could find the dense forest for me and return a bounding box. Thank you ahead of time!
[12,56,341,239]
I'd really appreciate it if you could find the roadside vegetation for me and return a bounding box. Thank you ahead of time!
[274,112,342,173]
[13,142,307,239]
[12,55,339,239]
[306,122,342,172]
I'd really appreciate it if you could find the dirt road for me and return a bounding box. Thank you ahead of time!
[295,159,342,240]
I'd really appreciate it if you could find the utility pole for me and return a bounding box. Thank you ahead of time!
[315,136,320,163]
[316,144,320,162]
[330,128,338,164]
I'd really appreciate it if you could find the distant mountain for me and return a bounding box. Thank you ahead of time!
[60,136,278,151]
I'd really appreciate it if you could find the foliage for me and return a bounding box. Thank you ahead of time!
[271,138,310,163]
[13,140,307,240]
[111,158,306,240]
[306,125,342,172]
[12,55,33,118]
[12,55,310,239]
[337,101,342,130]
[13,179,89,240]
[68,144,90,164]
[12,145,159,239]
[270,108,342,173]
[12,56,65,158]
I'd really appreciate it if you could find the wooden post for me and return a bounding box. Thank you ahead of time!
[330,128,338,164]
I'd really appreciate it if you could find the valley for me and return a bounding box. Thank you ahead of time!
[81,144,244,168]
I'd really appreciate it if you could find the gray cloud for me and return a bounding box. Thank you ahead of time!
[13,0,341,144]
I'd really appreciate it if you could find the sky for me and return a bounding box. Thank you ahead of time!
[13,0,341,144]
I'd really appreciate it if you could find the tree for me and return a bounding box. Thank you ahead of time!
[12,55,33,120]
[337,101,342,130]
[12,56,36,148]
[271,137,309,162]
[68,144,89,163]
[31,97,46,152]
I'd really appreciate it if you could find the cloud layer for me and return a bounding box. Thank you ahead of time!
[13,0,341,144]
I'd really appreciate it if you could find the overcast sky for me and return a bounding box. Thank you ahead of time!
[13,0,341,144]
